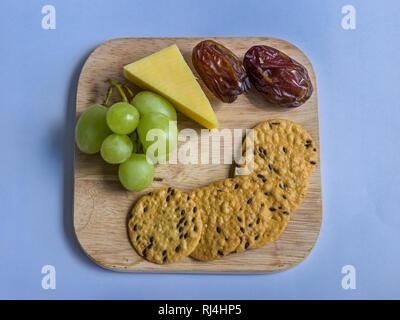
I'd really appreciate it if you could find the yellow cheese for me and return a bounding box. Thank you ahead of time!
[123,45,218,129]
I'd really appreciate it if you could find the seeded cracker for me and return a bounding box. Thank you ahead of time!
[235,119,318,182]
[128,188,203,264]
[207,170,307,252]
[232,120,317,250]
[128,119,317,264]
[189,187,245,261]
[205,175,271,253]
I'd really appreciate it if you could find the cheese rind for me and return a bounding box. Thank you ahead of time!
[123,45,219,129]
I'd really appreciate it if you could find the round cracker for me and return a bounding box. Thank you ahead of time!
[235,119,318,181]
[206,176,271,253]
[244,171,304,249]
[128,187,202,264]
[209,170,307,252]
[189,186,244,261]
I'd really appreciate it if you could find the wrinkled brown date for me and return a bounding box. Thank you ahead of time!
[192,40,250,103]
[243,45,313,108]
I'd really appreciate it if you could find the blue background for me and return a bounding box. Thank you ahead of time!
[1,0,399,299]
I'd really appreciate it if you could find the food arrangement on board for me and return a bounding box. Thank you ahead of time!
[75,39,318,265]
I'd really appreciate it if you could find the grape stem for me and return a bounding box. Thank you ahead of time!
[123,84,134,100]
[103,84,113,106]
[106,79,128,102]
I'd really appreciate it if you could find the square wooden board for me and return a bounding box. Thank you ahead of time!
[74,37,322,273]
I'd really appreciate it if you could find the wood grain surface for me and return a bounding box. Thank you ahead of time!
[73,37,322,273]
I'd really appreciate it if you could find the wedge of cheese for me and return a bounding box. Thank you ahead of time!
[123,44,218,129]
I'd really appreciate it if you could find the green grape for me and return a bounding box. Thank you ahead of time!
[100,134,133,164]
[75,104,112,154]
[106,102,140,134]
[118,154,155,191]
[131,91,177,121]
[137,112,178,163]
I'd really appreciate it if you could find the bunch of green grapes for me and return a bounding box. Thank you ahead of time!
[75,79,178,191]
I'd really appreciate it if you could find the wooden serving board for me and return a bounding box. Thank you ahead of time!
[74,37,322,273]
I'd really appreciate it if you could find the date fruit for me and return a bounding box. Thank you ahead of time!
[243,45,313,108]
[192,40,250,103]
